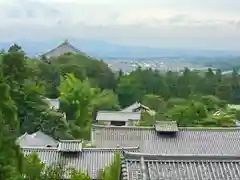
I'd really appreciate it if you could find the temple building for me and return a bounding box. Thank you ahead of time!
[42,40,84,58]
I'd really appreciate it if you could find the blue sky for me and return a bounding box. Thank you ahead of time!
[0,0,240,50]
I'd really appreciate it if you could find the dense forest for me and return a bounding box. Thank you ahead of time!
[1,44,240,179]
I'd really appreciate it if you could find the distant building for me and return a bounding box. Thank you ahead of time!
[121,102,156,116]
[16,131,58,148]
[44,97,66,119]
[44,98,60,110]
[96,111,141,126]
[42,40,84,58]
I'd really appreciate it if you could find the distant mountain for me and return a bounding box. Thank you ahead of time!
[0,38,239,59]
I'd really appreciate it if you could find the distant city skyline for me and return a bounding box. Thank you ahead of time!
[0,0,240,51]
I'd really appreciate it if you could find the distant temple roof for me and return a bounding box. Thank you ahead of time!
[44,98,60,110]
[121,102,156,116]
[42,40,84,58]
[16,131,58,148]
[96,111,141,122]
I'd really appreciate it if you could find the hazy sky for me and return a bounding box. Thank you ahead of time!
[0,0,240,50]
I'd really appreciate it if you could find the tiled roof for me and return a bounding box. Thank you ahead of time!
[154,121,178,132]
[96,111,141,122]
[42,40,84,58]
[58,140,82,152]
[17,131,58,148]
[22,146,139,179]
[121,102,156,116]
[121,102,150,112]
[121,152,240,180]
[92,125,240,155]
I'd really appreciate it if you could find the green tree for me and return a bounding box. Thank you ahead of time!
[22,152,45,180]
[52,54,116,90]
[165,101,208,126]
[1,47,70,139]
[117,75,145,107]
[99,152,121,180]
[202,110,236,127]
[138,111,155,126]
[0,73,23,180]
[230,68,240,103]
[59,73,95,139]
[142,94,164,111]
[177,68,192,98]
[37,60,60,98]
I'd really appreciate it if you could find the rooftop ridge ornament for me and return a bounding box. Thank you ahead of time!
[63,39,69,44]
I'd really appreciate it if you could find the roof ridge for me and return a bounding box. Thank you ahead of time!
[123,152,240,161]
[92,124,240,131]
[42,40,82,57]
[97,111,141,114]
[21,146,140,152]
[92,124,154,130]
[21,147,58,151]
[179,127,240,131]
[83,146,140,151]
[59,140,82,142]
[16,132,28,144]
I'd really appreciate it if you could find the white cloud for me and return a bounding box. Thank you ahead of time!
[0,0,239,50]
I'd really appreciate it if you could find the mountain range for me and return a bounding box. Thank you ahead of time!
[0,38,239,60]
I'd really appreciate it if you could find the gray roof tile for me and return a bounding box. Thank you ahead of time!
[43,40,84,58]
[92,125,240,155]
[17,131,58,148]
[121,102,149,112]
[122,152,240,180]
[96,111,141,122]
[121,102,156,116]
[22,146,139,179]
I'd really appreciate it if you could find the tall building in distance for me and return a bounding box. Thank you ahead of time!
[42,39,83,58]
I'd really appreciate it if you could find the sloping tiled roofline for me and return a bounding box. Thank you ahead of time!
[42,40,82,56]
[123,152,240,161]
[16,132,28,144]
[92,124,239,131]
[96,111,141,122]
[22,146,140,152]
